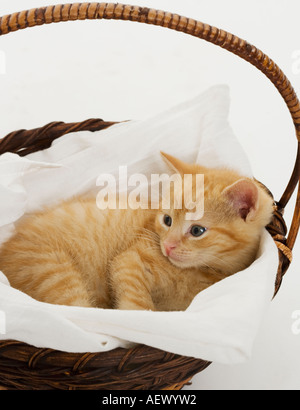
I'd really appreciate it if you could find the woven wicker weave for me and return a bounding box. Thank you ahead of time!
[0,3,299,390]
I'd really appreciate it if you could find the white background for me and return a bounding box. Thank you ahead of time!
[0,0,299,390]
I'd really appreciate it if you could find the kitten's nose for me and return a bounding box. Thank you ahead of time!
[164,242,177,256]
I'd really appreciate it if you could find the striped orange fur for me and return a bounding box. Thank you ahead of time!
[0,153,274,311]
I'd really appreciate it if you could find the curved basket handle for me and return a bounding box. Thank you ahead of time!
[0,2,299,250]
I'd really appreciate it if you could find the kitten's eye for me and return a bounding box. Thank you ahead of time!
[163,214,172,227]
[190,225,206,237]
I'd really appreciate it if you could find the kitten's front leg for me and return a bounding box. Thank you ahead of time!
[109,248,155,311]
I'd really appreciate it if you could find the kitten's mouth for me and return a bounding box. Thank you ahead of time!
[160,243,188,267]
[168,253,183,262]
[166,252,188,267]
[167,255,192,269]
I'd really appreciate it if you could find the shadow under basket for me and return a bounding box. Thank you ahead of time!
[0,2,299,390]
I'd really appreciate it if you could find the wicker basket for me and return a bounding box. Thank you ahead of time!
[0,3,299,390]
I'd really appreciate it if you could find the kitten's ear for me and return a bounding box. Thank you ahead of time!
[160,151,194,175]
[223,179,259,221]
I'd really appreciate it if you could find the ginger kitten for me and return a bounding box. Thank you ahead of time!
[0,153,274,311]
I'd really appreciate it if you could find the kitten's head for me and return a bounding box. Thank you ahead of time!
[154,152,274,275]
